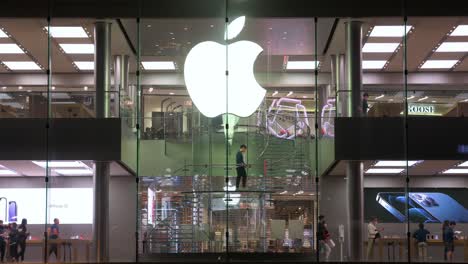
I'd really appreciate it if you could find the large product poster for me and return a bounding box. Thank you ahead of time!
[365,188,468,223]
[0,188,93,224]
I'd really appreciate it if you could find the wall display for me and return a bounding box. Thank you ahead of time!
[408,104,435,115]
[365,188,468,223]
[321,98,335,137]
[0,188,92,224]
[147,188,156,225]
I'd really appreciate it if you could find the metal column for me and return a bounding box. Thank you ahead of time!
[93,21,111,263]
[344,21,364,261]
[113,55,129,117]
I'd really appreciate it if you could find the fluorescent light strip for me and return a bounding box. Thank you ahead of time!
[74,61,94,70]
[3,61,41,70]
[59,44,94,54]
[421,60,458,69]
[0,44,24,54]
[418,96,428,102]
[54,169,93,175]
[436,42,468,52]
[450,25,468,36]
[46,26,88,38]
[369,26,412,37]
[142,61,175,70]
[0,29,8,38]
[0,169,18,176]
[32,161,88,168]
[443,169,468,174]
[366,168,405,174]
[362,43,400,53]
[286,61,317,70]
[363,60,387,69]
[374,161,419,167]
[457,161,468,167]
[408,95,415,100]
[375,94,385,100]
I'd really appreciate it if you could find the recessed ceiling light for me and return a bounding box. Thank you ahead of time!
[432,100,437,103]
[374,161,419,167]
[421,60,458,69]
[74,61,94,70]
[435,42,468,52]
[408,95,415,100]
[369,25,412,37]
[59,44,94,54]
[169,92,175,95]
[366,168,405,174]
[0,44,25,54]
[3,61,41,70]
[46,26,88,38]
[0,169,18,176]
[54,168,93,175]
[450,25,468,36]
[0,29,8,38]
[32,161,88,168]
[148,87,154,93]
[286,61,317,70]
[362,60,387,69]
[375,94,385,99]
[51,86,55,90]
[18,86,23,90]
[457,161,468,167]
[272,91,278,96]
[443,169,468,174]
[287,91,293,97]
[362,43,400,53]
[1,86,6,90]
[141,61,175,70]
[83,86,88,91]
[418,96,429,102]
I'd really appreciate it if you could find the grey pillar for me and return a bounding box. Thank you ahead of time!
[93,21,111,263]
[344,21,364,261]
[114,55,129,117]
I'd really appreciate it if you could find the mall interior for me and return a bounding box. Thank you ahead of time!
[0,0,468,263]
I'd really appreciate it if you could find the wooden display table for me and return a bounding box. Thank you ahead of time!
[27,239,92,262]
[365,238,468,261]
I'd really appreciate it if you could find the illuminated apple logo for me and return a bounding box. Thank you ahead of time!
[184,16,265,118]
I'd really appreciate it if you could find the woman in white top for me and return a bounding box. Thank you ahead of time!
[367,217,383,260]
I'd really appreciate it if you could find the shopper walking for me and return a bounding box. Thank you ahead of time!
[0,220,5,262]
[9,222,19,262]
[17,219,28,262]
[442,220,450,260]
[235,144,248,190]
[444,221,456,262]
[362,93,369,116]
[366,217,383,260]
[48,218,60,260]
[412,222,430,261]
[317,215,332,261]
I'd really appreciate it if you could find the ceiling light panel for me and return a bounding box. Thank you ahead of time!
[0,44,25,54]
[59,44,94,54]
[362,60,387,69]
[435,42,468,52]
[32,161,88,168]
[450,25,468,36]
[457,161,468,167]
[0,29,8,38]
[362,43,400,53]
[0,169,18,176]
[54,169,93,176]
[286,61,317,70]
[421,60,458,69]
[47,26,88,38]
[443,169,468,174]
[366,168,405,174]
[74,61,94,70]
[374,161,420,167]
[142,61,175,70]
[3,61,41,70]
[369,26,412,37]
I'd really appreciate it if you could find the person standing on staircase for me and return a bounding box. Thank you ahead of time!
[235,144,248,191]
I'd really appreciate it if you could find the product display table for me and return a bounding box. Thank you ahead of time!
[27,239,92,262]
[365,238,468,261]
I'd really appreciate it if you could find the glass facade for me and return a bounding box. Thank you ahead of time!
[0,2,467,263]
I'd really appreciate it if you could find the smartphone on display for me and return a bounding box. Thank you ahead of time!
[376,192,438,223]
[409,192,468,223]
[8,201,17,222]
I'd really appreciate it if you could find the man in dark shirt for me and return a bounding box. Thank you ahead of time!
[413,223,430,261]
[362,93,369,116]
[48,218,60,260]
[235,144,247,190]
[444,221,456,261]
[0,220,5,262]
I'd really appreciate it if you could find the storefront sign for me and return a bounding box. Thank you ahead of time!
[408,104,435,114]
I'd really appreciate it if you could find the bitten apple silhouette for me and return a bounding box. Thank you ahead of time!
[184,16,266,118]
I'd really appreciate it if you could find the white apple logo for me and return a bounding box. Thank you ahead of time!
[184,16,266,118]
